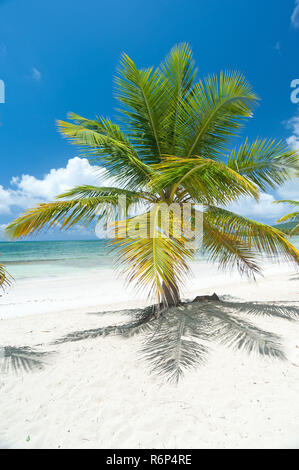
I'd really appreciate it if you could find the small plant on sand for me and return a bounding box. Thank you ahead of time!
[5,44,299,380]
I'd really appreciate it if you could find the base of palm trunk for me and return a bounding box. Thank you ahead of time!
[162,281,181,307]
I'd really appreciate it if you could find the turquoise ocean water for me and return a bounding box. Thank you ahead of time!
[0,240,113,279]
[1,237,299,280]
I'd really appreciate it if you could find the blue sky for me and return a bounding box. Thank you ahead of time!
[0,0,299,240]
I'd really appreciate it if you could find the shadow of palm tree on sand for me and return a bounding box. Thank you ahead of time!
[53,296,299,383]
[0,346,52,374]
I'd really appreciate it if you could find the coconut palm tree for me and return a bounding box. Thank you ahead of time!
[275,200,299,235]
[5,44,299,308]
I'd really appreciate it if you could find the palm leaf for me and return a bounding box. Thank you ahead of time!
[227,139,299,191]
[159,43,197,155]
[204,206,299,266]
[152,156,259,205]
[290,223,299,235]
[202,213,261,278]
[274,200,299,207]
[57,185,153,202]
[179,71,258,159]
[0,262,12,288]
[110,206,194,305]
[57,113,154,188]
[277,211,299,223]
[115,54,168,163]
[274,200,299,235]
[5,194,125,238]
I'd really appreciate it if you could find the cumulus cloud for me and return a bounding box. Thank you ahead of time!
[291,0,299,28]
[227,193,293,223]
[0,157,103,216]
[277,178,299,200]
[282,110,299,150]
[0,153,297,233]
[225,110,299,223]
[0,223,7,240]
[227,167,298,224]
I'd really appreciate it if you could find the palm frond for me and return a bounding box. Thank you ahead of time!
[227,139,299,191]
[178,71,258,159]
[152,156,259,205]
[159,43,197,155]
[277,211,299,223]
[56,185,152,202]
[115,54,170,164]
[274,200,299,235]
[0,262,12,288]
[204,206,299,266]
[202,213,261,278]
[5,194,122,239]
[57,113,154,188]
[290,223,299,235]
[110,206,194,306]
[274,200,299,207]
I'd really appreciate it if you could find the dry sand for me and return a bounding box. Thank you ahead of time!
[0,261,299,449]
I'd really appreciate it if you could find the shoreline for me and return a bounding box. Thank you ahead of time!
[1,258,298,320]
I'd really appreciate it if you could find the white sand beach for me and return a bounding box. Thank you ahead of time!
[1,261,299,449]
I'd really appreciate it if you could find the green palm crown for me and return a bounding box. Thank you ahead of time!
[5,44,299,306]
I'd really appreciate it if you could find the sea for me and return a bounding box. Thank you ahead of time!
[0,237,299,280]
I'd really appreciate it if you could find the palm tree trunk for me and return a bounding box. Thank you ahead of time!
[162,280,180,307]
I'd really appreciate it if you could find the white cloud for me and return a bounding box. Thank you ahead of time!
[228,111,299,223]
[287,135,299,149]
[284,111,299,150]
[285,115,299,135]
[0,153,297,233]
[226,170,298,224]
[31,67,42,81]
[277,178,299,200]
[227,193,293,223]
[0,224,7,240]
[291,0,299,28]
[0,157,103,216]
